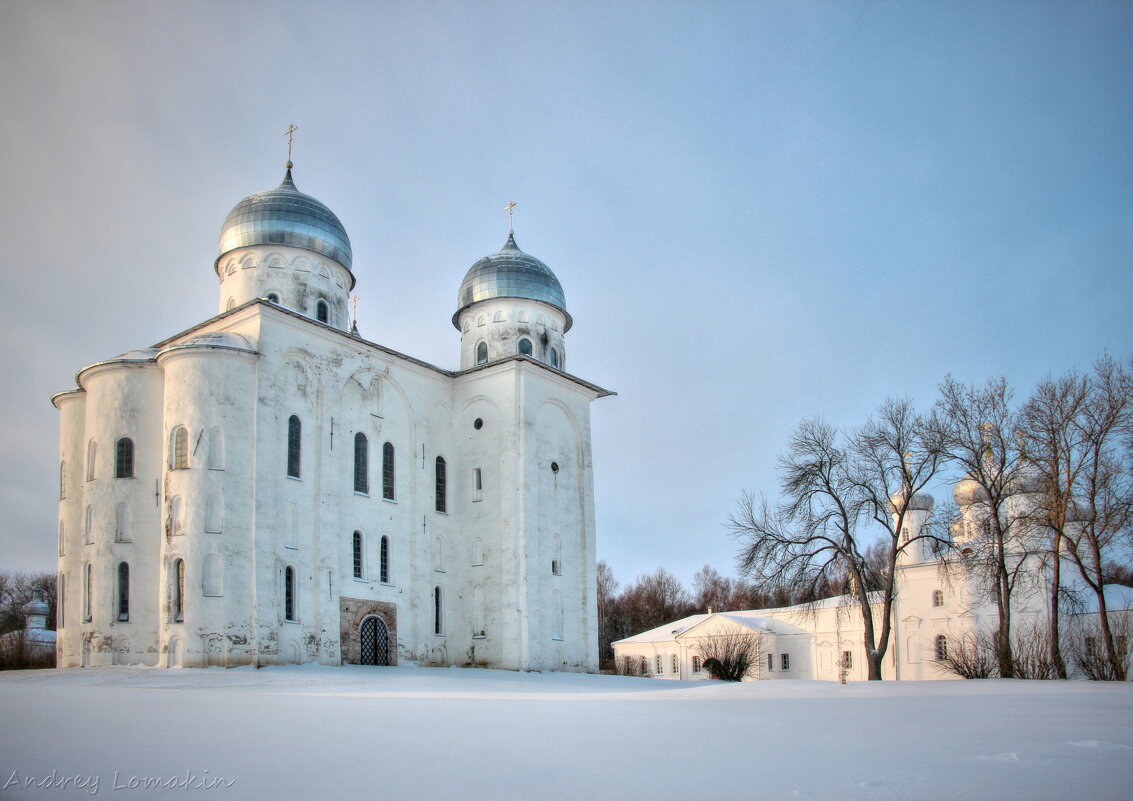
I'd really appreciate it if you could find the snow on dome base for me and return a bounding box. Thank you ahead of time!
[217,168,352,270]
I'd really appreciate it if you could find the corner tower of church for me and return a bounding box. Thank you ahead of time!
[215,162,355,331]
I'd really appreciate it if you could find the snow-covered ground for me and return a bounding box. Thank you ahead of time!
[2,665,1131,800]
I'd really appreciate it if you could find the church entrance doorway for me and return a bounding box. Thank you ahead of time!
[359,615,389,666]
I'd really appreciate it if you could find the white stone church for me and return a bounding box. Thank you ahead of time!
[53,159,611,670]
[614,488,1133,681]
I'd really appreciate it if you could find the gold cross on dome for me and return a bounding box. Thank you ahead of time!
[504,201,517,233]
[284,124,298,163]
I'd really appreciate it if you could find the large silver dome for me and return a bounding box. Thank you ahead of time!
[453,233,570,330]
[217,168,352,270]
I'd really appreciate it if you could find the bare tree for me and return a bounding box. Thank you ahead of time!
[933,629,998,679]
[694,630,763,681]
[936,376,1040,678]
[729,403,947,681]
[0,572,57,635]
[1066,610,1132,681]
[596,561,622,664]
[691,565,736,613]
[728,418,888,678]
[1019,369,1094,678]
[849,398,950,680]
[1057,357,1133,680]
[619,567,693,635]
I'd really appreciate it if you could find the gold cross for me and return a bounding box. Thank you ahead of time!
[351,295,359,326]
[284,124,298,164]
[504,201,517,232]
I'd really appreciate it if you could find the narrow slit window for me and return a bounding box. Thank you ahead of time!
[434,457,447,513]
[83,563,92,622]
[172,559,185,623]
[117,562,129,622]
[380,536,390,583]
[382,442,395,500]
[354,433,369,494]
[115,437,134,478]
[284,566,297,621]
[353,531,363,579]
[433,586,443,635]
[287,416,301,478]
[171,426,188,470]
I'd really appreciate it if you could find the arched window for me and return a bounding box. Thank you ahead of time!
[204,492,223,533]
[435,457,447,513]
[549,348,559,369]
[208,427,225,470]
[287,415,301,478]
[476,341,488,365]
[86,440,97,481]
[382,442,395,500]
[115,503,131,542]
[284,566,297,622]
[170,559,185,622]
[935,634,948,661]
[434,535,445,572]
[170,495,184,536]
[58,521,65,557]
[473,585,484,636]
[433,586,444,635]
[316,299,329,323]
[518,338,533,356]
[83,563,92,622]
[203,554,224,597]
[115,437,134,478]
[59,461,66,500]
[117,562,129,622]
[354,433,369,494]
[380,535,390,584]
[266,293,280,304]
[226,298,237,311]
[170,426,188,470]
[552,533,562,576]
[932,589,944,608]
[353,531,364,579]
[83,505,92,544]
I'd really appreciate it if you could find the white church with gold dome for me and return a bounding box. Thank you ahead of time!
[52,155,611,670]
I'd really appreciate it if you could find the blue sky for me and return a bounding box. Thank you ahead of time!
[1,1,1130,589]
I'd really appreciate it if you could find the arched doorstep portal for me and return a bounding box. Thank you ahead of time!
[359,615,389,666]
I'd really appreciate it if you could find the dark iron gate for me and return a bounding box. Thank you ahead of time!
[359,616,389,666]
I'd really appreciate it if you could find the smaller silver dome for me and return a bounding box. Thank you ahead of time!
[888,490,935,513]
[953,476,989,507]
[453,233,571,330]
[218,168,352,270]
[22,588,49,618]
